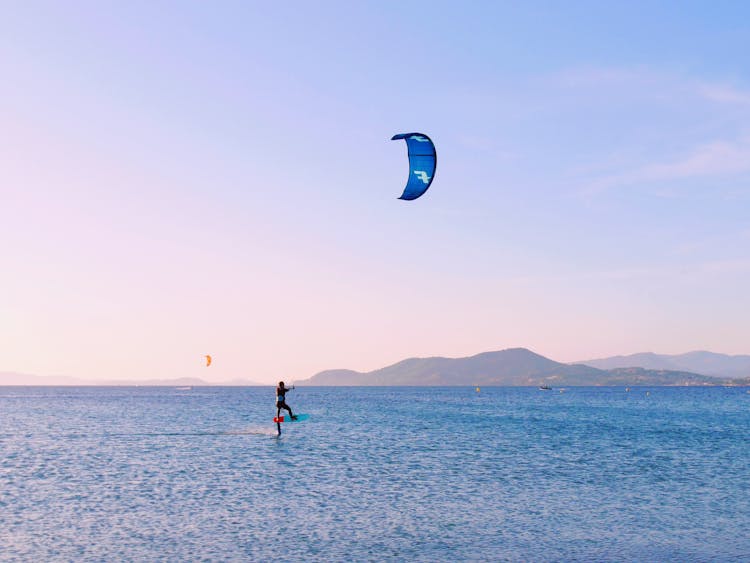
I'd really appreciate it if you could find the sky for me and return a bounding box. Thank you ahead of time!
[1,1,749,384]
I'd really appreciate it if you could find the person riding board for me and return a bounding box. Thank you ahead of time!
[276,381,297,422]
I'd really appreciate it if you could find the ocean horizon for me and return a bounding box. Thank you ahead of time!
[2,386,749,561]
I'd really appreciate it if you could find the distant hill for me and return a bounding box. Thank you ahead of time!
[302,348,724,386]
[580,351,750,379]
[0,372,263,386]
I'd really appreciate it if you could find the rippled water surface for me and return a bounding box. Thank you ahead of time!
[1,386,749,561]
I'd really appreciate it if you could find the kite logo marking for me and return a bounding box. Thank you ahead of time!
[410,136,430,142]
[413,170,431,184]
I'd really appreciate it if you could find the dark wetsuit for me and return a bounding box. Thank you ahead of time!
[276,386,295,419]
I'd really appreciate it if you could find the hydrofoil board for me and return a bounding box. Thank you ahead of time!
[273,413,309,423]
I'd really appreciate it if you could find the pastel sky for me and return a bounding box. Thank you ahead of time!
[2,2,749,384]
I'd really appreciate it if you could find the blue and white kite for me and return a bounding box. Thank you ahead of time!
[391,132,436,201]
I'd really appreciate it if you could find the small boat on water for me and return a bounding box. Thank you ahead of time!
[175,386,193,391]
[539,385,552,391]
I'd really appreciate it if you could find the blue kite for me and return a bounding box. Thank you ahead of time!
[391,132,436,201]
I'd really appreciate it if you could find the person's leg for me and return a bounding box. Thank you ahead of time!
[282,403,297,419]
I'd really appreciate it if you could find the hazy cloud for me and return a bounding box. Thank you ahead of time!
[582,137,750,195]
[700,84,750,105]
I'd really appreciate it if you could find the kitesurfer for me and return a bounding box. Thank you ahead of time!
[276,381,297,421]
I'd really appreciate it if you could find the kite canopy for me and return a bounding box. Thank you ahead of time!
[391,132,436,200]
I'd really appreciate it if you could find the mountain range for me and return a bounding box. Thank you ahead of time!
[579,351,750,379]
[4,349,750,387]
[302,348,747,386]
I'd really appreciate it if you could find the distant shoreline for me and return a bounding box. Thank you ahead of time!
[1,383,748,388]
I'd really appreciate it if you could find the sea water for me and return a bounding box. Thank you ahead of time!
[1,386,749,562]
